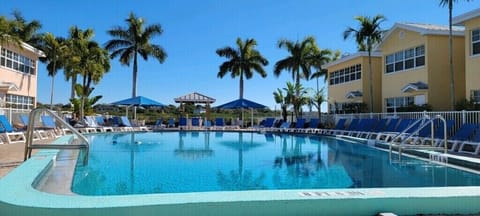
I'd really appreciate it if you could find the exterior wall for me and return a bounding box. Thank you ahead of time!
[0,42,40,109]
[381,28,428,111]
[326,55,382,113]
[380,28,465,111]
[464,17,480,100]
[426,35,465,110]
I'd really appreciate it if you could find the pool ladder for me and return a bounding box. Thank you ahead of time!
[388,115,448,161]
[23,108,90,165]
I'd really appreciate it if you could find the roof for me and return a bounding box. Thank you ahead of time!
[174,92,216,103]
[376,22,465,50]
[345,91,363,99]
[2,40,45,58]
[401,81,429,93]
[324,52,382,69]
[453,8,480,25]
[0,81,19,91]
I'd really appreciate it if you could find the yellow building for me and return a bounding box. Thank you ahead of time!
[454,8,480,103]
[0,41,44,111]
[376,23,465,112]
[324,52,382,113]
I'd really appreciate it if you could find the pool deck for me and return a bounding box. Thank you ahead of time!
[0,141,45,178]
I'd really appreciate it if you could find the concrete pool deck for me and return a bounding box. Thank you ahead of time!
[0,141,44,178]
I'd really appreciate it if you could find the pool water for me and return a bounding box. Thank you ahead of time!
[71,131,480,195]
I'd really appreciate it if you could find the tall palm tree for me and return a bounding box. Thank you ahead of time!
[216,37,268,99]
[105,12,167,98]
[38,33,66,109]
[274,36,319,118]
[439,0,472,110]
[344,15,386,112]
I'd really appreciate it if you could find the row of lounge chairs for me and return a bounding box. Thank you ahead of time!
[0,114,67,144]
[3,113,480,156]
[315,118,480,156]
[251,116,480,156]
[0,114,151,144]
[154,117,243,130]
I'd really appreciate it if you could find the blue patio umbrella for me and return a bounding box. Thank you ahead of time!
[112,96,165,107]
[216,98,267,109]
[216,98,267,127]
[112,96,165,119]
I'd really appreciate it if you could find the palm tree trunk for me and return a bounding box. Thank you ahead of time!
[294,71,300,120]
[49,58,56,110]
[368,46,374,113]
[133,52,138,98]
[70,75,77,100]
[239,72,244,99]
[50,75,55,110]
[448,0,456,110]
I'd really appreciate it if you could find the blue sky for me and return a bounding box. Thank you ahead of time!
[1,0,479,111]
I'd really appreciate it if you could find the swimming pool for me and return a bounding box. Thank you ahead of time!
[72,131,480,195]
[1,131,480,216]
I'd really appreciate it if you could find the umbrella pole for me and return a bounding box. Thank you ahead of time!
[251,108,254,127]
[134,106,137,121]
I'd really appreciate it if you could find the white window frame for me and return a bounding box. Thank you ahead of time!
[329,64,362,86]
[0,48,36,75]
[472,29,480,56]
[472,90,480,104]
[385,45,425,74]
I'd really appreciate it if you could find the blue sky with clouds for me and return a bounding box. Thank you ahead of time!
[1,0,479,111]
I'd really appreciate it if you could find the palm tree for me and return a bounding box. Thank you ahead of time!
[75,41,110,119]
[439,0,472,110]
[283,82,308,122]
[105,12,167,98]
[0,16,21,47]
[38,33,66,109]
[344,15,386,112]
[310,49,341,92]
[273,88,288,122]
[274,36,319,118]
[310,88,326,120]
[10,10,42,46]
[64,26,95,100]
[216,37,268,99]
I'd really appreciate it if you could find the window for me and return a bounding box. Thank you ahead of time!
[0,48,36,74]
[472,90,480,104]
[385,96,414,112]
[5,94,34,110]
[472,29,480,56]
[415,45,425,67]
[404,48,415,69]
[386,54,394,73]
[394,51,404,71]
[385,45,425,74]
[329,64,362,86]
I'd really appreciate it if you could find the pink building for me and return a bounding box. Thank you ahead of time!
[0,41,44,111]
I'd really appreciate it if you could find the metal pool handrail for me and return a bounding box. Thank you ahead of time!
[389,115,448,160]
[23,108,90,165]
